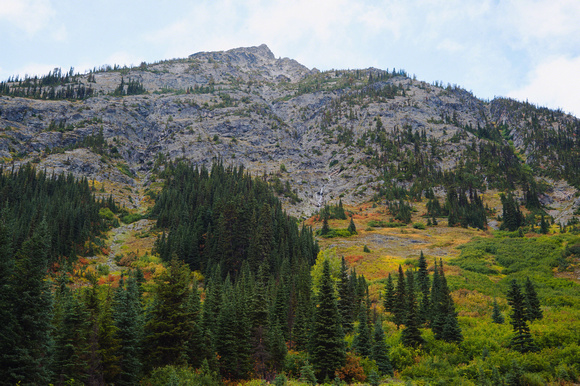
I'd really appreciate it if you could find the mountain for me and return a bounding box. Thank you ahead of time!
[0,44,579,223]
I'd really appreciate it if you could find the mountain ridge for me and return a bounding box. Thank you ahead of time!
[0,45,578,223]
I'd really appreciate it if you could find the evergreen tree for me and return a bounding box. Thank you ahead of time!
[186,279,206,368]
[267,315,287,373]
[10,219,54,384]
[383,273,395,313]
[97,288,121,384]
[145,257,193,369]
[114,275,144,385]
[540,215,549,234]
[321,212,331,236]
[500,193,524,232]
[337,256,354,333]
[401,269,424,347]
[292,263,312,351]
[352,307,372,357]
[491,298,505,324]
[53,281,90,384]
[524,277,543,321]
[0,216,18,381]
[440,303,463,344]
[347,217,357,234]
[506,280,536,353]
[416,251,430,324]
[393,265,406,327]
[310,259,345,381]
[371,318,393,376]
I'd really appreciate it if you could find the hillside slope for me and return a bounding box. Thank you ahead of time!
[0,44,579,221]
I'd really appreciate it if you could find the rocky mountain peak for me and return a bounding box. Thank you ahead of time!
[189,44,274,66]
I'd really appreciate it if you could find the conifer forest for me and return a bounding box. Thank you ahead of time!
[0,46,579,385]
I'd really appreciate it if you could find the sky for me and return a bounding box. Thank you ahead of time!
[1,0,579,117]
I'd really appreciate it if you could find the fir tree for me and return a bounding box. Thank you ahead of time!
[114,275,144,385]
[491,298,505,324]
[440,303,463,344]
[416,251,430,324]
[506,280,536,353]
[347,217,357,234]
[540,215,549,234]
[337,256,354,333]
[97,288,121,384]
[383,273,395,313]
[292,263,312,351]
[10,219,54,384]
[144,257,193,369]
[393,265,406,328]
[352,307,372,357]
[371,318,393,376]
[0,216,18,381]
[524,277,543,321]
[53,281,90,384]
[401,269,424,347]
[321,212,330,236]
[267,316,287,373]
[310,259,345,381]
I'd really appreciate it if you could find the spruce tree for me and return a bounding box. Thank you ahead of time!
[321,212,330,236]
[292,263,312,351]
[492,298,505,324]
[352,307,372,358]
[347,217,357,234]
[524,277,542,321]
[97,288,121,384]
[393,265,407,328]
[187,279,206,368]
[506,280,536,353]
[337,256,354,333]
[0,216,18,382]
[371,318,394,376]
[310,259,345,381]
[417,251,430,324]
[268,316,287,373]
[144,256,193,369]
[383,273,395,313]
[215,278,241,379]
[401,269,424,347]
[114,275,144,385]
[441,303,463,343]
[10,219,54,384]
[53,281,90,384]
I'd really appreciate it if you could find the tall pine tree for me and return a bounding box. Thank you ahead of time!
[506,280,536,353]
[310,259,345,381]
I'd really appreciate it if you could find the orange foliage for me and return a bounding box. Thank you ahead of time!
[345,255,364,265]
[336,353,366,383]
[77,257,89,265]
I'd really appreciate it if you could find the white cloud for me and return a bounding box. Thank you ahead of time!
[508,56,580,118]
[0,0,55,36]
[507,0,580,41]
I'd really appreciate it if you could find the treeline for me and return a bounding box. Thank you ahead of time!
[0,164,109,260]
[152,161,319,278]
[0,67,94,100]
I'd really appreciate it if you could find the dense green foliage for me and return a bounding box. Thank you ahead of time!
[0,164,107,261]
[152,162,319,278]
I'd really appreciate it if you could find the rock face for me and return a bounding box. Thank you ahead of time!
[0,44,579,220]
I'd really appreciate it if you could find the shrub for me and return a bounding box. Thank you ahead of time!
[122,213,143,224]
[413,222,426,230]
